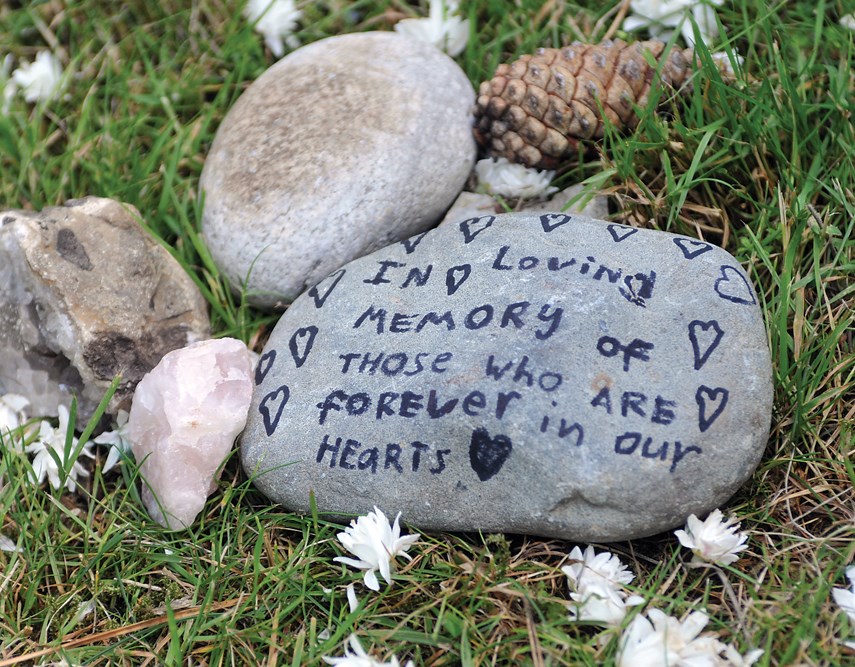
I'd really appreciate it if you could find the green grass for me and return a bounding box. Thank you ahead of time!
[1,0,853,664]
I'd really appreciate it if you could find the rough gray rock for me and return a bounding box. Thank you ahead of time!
[0,197,210,421]
[241,212,773,541]
[200,31,476,309]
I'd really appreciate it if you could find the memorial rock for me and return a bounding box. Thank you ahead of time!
[200,31,476,309]
[242,212,773,541]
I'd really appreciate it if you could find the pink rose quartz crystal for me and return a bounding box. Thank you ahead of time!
[127,338,254,530]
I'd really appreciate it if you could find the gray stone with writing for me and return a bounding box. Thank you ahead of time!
[241,212,773,541]
[200,31,476,309]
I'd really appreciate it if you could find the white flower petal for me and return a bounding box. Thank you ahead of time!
[346,583,359,613]
[0,534,22,553]
[833,565,855,624]
[842,14,855,31]
[363,568,380,592]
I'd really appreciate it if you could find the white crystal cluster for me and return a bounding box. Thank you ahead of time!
[127,338,254,530]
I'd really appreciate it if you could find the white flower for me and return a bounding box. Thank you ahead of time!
[475,157,558,199]
[617,608,763,667]
[323,634,414,667]
[24,405,94,493]
[11,51,64,103]
[244,0,302,57]
[675,509,748,566]
[394,0,470,57]
[562,546,644,626]
[563,545,636,590]
[841,14,855,31]
[0,393,30,449]
[93,409,132,473]
[623,0,723,48]
[334,506,419,591]
[833,566,855,625]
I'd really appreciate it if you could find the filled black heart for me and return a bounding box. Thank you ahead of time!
[469,428,513,481]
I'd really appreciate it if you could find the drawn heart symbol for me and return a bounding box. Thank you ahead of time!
[607,224,638,243]
[673,237,713,260]
[289,326,318,368]
[255,350,276,385]
[459,215,495,244]
[401,230,429,254]
[469,428,513,481]
[307,269,346,309]
[695,385,729,433]
[259,384,290,437]
[688,320,724,371]
[540,213,572,233]
[714,265,756,305]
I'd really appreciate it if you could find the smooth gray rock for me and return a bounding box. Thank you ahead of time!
[200,31,476,309]
[0,197,210,421]
[242,212,773,541]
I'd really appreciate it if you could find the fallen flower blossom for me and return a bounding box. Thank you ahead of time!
[24,405,94,493]
[675,508,748,566]
[323,635,414,667]
[244,0,302,57]
[475,157,557,199]
[394,0,470,57]
[623,0,724,48]
[11,51,64,103]
[618,608,763,667]
[334,506,419,591]
[562,546,644,627]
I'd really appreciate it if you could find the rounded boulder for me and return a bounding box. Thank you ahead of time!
[200,31,476,308]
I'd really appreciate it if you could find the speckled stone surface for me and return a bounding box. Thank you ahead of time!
[0,197,210,420]
[241,212,773,541]
[200,31,476,309]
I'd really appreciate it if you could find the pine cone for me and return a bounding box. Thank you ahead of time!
[473,39,695,169]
